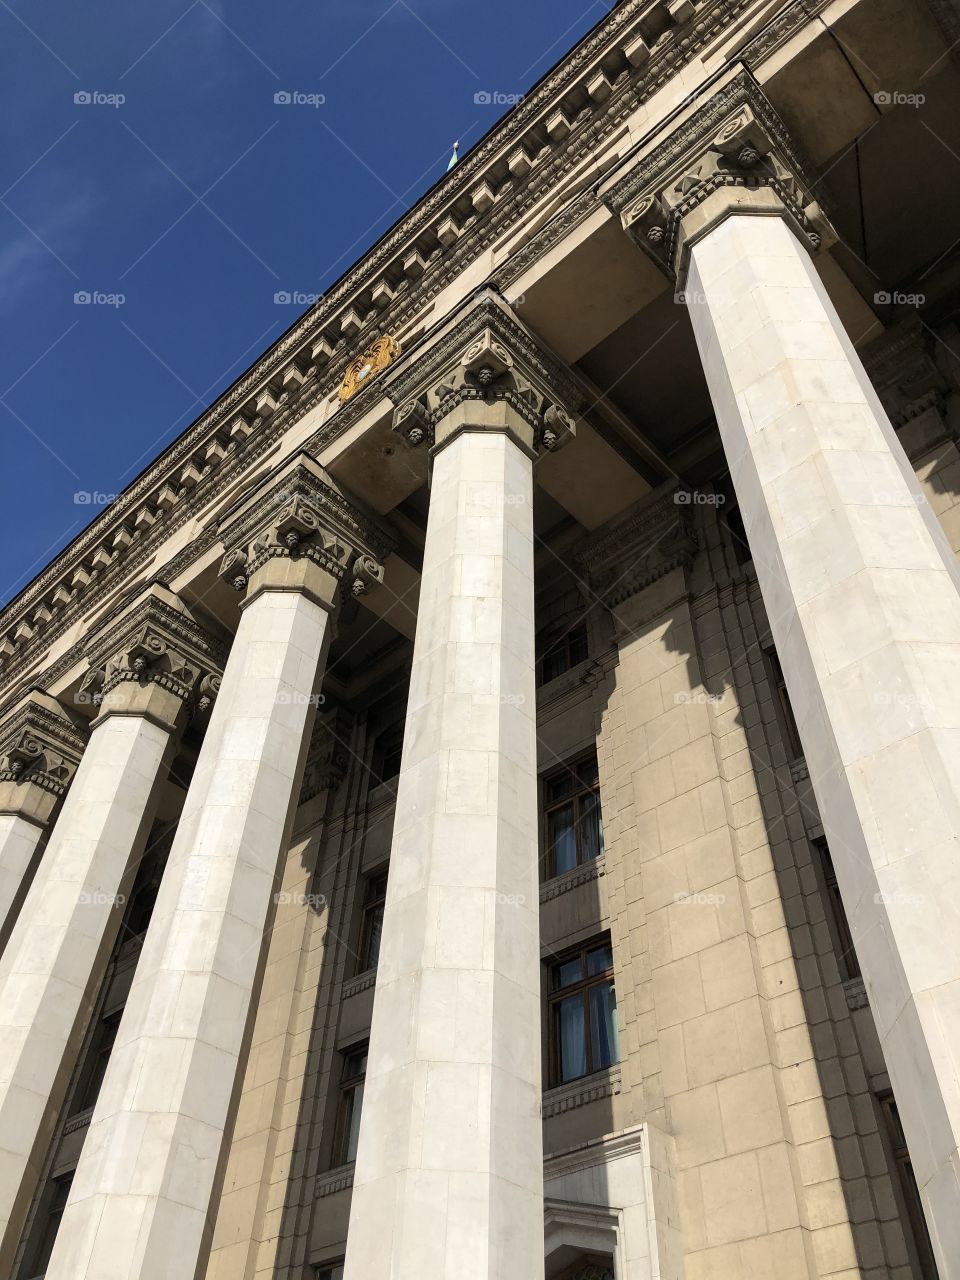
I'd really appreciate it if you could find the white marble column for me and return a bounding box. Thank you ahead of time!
[0,691,178,1272]
[0,814,43,940]
[0,692,85,947]
[682,208,960,1276]
[45,458,383,1280]
[345,307,572,1280]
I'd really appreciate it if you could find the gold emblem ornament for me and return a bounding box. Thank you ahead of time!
[338,335,401,403]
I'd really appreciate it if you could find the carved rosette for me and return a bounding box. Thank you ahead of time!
[217,455,392,606]
[0,694,86,797]
[606,74,833,281]
[79,588,226,716]
[386,294,580,455]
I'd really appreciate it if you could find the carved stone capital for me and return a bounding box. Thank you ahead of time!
[386,292,580,457]
[217,454,392,610]
[605,72,833,285]
[575,484,698,612]
[0,690,87,825]
[80,585,227,730]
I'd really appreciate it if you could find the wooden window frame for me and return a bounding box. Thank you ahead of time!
[812,838,861,982]
[537,622,589,686]
[356,869,388,975]
[765,646,804,760]
[547,937,618,1087]
[332,1044,367,1167]
[878,1091,939,1280]
[542,753,604,881]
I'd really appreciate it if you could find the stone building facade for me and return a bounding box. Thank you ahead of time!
[0,0,959,1277]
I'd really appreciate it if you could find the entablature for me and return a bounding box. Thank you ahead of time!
[0,0,785,698]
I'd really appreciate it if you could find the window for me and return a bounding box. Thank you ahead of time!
[548,939,620,1085]
[315,1265,344,1280]
[879,1093,939,1280]
[372,724,404,786]
[724,504,752,567]
[766,647,803,760]
[543,754,604,879]
[73,1010,121,1114]
[334,1046,367,1165]
[20,1173,72,1278]
[813,839,860,982]
[537,622,588,686]
[357,871,387,974]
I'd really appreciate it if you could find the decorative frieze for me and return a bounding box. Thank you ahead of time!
[605,71,831,280]
[539,854,606,903]
[542,1063,622,1118]
[388,293,581,455]
[0,692,86,800]
[299,707,352,804]
[79,586,226,714]
[0,0,765,691]
[315,1165,355,1198]
[218,455,392,605]
[576,484,698,606]
[863,320,950,429]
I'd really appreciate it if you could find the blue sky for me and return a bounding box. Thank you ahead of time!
[0,0,613,605]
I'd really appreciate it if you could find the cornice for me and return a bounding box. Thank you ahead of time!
[0,0,801,694]
[542,1064,623,1119]
[738,0,834,68]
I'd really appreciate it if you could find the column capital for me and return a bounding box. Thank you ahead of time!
[386,290,580,457]
[604,70,834,287]
[0,690,87,827]
[79,583,227,731]
[218,453,391,610]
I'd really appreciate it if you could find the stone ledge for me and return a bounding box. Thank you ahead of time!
[790,758,809,785]
[62,1107,94,1138]
[542,1064,621,1118]
[844,977,869,1011]
[342,968,377,1000]
[316,1165,355,1198]
[540,855,605,904]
